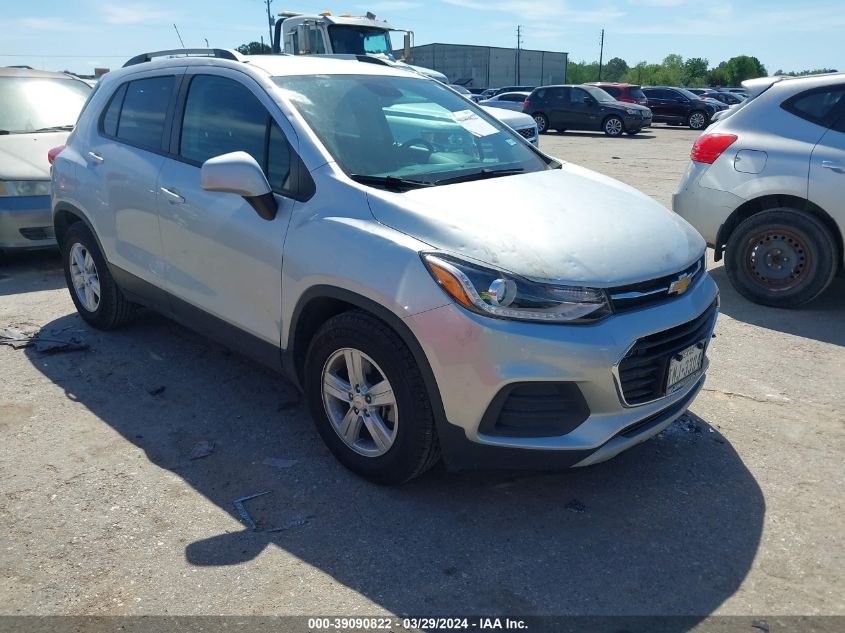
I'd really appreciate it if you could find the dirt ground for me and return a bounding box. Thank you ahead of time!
[1,126,843,619]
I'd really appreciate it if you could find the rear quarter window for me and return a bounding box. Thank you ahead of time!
[781,86,845,127]
[604,86,620,98]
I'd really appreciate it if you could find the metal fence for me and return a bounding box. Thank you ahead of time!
[410,43,568,88]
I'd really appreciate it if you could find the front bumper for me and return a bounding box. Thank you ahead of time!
[404,273,719,470]
[622,112,648,130]
[0,195,56,250]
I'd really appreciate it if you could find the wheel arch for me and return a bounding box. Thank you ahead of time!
[714,194,843,267]
[284,285,449,434]
[53,203,103,257]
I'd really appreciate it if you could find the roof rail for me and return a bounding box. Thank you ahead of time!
[123,49,242,68]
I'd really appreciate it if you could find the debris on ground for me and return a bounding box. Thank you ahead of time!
[189,441,215,460]
[565,499,586,513]
[261,457,298,469]
[147,385,167,396]
[1,326,89,354]
[751,620,769,633]
[267,514,315,533]
[233,491,271,531]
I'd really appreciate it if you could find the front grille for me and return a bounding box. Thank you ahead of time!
[608,257,704,312]
[516,126,536,140]
[616,301,717,405]
[19,226,55,241]
[479,382,589,438]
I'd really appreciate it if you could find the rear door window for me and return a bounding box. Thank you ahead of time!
[116,76,176,151]
[782,87,845,128]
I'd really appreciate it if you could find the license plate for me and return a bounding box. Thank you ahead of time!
[666,342,705,394]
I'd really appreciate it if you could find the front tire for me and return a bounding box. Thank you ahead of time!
[603,116,624,137]
[62,222,134,329]
[687,111,709,130]
[725,209,837,308]
[304,311,440,484]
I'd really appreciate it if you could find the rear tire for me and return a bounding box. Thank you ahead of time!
[532,113,549,134]
[304,311,441,484]
[62,221,134,329]
[725,209,837,308]
[603,116,624,137]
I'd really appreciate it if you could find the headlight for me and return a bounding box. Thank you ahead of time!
[422,253,611,323]
[0,180,51,197]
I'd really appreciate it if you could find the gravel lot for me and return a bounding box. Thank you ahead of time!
[1,126,843,619]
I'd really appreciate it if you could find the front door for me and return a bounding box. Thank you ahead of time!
[569,87,602,130]
[156,70,299,349]
[809,109,845,268]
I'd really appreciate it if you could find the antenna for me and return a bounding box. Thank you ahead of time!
[173,24,186,48]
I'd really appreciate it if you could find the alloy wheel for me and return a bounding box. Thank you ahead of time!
[689,112,706,129]
[605,117,623,136]
[321,347,398,457]
[69,242,100,312]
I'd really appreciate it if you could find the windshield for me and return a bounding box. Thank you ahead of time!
[0,77,91,133]
[583,86,616,102]
[328,25,393,55]
[273,74,551,186]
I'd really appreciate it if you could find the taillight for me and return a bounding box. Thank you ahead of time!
[48,145,65,165]
[522,99,529,110]
[690,133,738,164]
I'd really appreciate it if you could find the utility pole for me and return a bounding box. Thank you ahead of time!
[264,0,274,49]
[516,25,524,84]
[597,28,605,81]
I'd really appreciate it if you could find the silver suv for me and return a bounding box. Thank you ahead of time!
[52,50,718,483]
[674,73,845,307]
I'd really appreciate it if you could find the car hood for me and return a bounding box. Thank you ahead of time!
[605,100,650,113]
[0,131,69,180]
[366,163,705,285]
[480,106,534,128]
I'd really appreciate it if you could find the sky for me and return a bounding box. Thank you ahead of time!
[1,0,843,75]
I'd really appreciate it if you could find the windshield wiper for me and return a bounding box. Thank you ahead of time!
[31,125,74,133]
[433,167,525,186]
[349,174,433,191]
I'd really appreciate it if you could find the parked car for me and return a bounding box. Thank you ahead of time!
[524,85,652,136]
[586,82,649,106]
[674,73,845,307]
[478,88,498,100]
[688,88,745,106]
[478,91,531,112]
[448,84,473,98]
[493,85,535,96]
[479,106,538,145]
[0,68,91,258]
[53,49,717,483]
[641,86,719,130]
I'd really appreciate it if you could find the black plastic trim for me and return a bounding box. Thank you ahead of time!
[477,381,590,438]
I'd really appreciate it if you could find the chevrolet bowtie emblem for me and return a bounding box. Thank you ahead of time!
[668,275,692,295]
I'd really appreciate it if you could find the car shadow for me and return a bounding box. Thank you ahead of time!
[711,263,845,347]
[551,131,655,139]
[26,311,765,619]
[0,250,66,296]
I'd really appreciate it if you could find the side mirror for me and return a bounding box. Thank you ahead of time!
[403,32,412,61]
[200,152,277,221]
[675,97,687,103]
[585,96,596,106]
[296,25,311,54]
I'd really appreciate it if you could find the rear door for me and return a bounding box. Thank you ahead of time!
[156,69,301,350]
[76,70,183,299]
[545,87,569,129]
[806,87,845,265]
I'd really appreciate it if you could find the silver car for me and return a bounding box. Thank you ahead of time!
[52,50,718,483]
[478,91,531,112]
[0,68,91,256]
[674,73,845,307]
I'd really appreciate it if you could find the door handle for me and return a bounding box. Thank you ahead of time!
[821,161,845,173]
[159,186,185,204]
[87,151,104,164]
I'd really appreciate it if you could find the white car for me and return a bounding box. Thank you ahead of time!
[674,73,845,307]
[481,106,538,145]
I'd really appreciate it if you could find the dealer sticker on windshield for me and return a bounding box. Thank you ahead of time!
[449,110,499,137]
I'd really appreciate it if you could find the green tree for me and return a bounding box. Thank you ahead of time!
[602,57,629,82]
[236,41,271,55]
[567,60,600,83]
[682,57,709,86]
[707,62,729,87]
[723,55,767,86]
